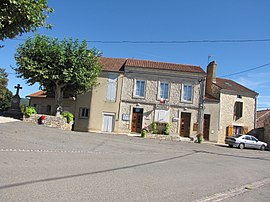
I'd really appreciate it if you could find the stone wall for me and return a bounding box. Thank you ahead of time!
[23,114,73,131]
[219,93,256,142]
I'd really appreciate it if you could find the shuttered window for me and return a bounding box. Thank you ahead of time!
[106,74,118,102]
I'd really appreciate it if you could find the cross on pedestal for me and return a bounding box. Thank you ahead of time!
[14,84,22,96]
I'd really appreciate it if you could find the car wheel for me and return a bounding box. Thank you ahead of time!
[260,145,266,151]
[229,144,233,148]
[238,143,245,149]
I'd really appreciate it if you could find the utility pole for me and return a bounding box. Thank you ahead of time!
[197,77,206,136]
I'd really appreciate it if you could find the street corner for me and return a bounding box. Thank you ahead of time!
[0,116,21,124]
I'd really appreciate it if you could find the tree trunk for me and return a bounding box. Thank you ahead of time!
[54,83,64,116]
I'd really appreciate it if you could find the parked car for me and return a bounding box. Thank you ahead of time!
[225,134,267,150]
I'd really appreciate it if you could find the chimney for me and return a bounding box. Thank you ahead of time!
[206,61,217,95]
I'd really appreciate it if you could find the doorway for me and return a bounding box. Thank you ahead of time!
[131,108,143,133]
[102,114,114,132]
[203,114,210,140]
[180,112,191,137]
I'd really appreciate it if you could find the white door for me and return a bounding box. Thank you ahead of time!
[102,114,114,132]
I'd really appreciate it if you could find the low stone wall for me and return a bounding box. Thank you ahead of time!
[23,114,73,131]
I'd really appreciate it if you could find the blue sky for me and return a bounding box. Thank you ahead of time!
[1,0,269,109]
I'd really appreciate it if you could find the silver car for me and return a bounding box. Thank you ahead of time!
[225,134,267,150]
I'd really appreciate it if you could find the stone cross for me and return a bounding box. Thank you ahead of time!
[14,84,22,96]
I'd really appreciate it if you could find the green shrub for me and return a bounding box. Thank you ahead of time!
[141,129,147,138]
[164,122,170,135]
[25,106,37,117]
[152,122,158,134]
[62,111,74,123]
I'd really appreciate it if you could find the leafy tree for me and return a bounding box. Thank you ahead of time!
[14,34,102,115]
[0,67,12,110]
[1,89,13,110]
[0,0,53,41]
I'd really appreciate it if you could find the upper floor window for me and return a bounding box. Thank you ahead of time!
[237,95,242,99]
[159,82,169,100]
[234,101,243,120]
[182,84,193,102]
[134,80,145,97]
[106,74,118,102]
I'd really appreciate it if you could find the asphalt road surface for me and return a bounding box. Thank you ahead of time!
[1,117,270,201]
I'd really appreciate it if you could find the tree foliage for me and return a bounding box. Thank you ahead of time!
[0,68,12,110]
[14,34,102,115]
[0,0,53,40]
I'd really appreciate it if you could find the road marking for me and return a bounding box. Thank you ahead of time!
[0,148,160,155]
[195,178,270,202]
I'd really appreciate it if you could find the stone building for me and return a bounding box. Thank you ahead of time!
[28,57,205,139]
[204,61,258,143]
[27,57,258,144]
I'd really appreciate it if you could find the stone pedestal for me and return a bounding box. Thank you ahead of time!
[3,84,23,120]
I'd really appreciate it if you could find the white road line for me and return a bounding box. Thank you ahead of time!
[195,178,270,202]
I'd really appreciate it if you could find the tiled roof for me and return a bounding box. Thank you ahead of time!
[27,90,47,98]
[99,57,126,72]
[215,78,258,97]
[99,57,205,73]
[256,109,270,128]
[125,58,205,73]
[205,93,219,102]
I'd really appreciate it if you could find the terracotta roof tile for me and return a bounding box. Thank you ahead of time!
[27,90,47,98]
[99,57,205,73]
[215,78,258,97]
[126,58,205,73]
[99,57,126,72]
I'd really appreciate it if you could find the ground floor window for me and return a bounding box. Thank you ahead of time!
[233,126,243,135]
[79,107,89,118]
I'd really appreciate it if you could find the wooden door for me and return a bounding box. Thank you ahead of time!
[180,112,191,137]
[203,114,210,140]
[131,108,143,133]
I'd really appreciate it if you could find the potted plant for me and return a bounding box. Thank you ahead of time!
[197,133,203,143]
[141,129,147,138]
[164,122,170,135]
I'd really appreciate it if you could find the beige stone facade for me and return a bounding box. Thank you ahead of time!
[205,61,258,143]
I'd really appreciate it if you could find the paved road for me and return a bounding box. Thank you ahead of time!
[1,117,270,201]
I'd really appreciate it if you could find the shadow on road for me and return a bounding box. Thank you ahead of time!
[0,151,197,190]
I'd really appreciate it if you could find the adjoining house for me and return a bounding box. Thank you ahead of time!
[204,61,258,143]
[27,57,258,144]
[27,91,76,115]
[249,109,270,148]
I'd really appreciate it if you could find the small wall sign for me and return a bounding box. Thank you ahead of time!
[122,113,130,121]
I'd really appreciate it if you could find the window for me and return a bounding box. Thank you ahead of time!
[134,80,145,97]
[237,95,242,99]
[182,84,193,102]
[106,74,118,102]
[234,102,243,120]
[159,82,169,100]
[79,107,89,118]
[233,126,243,135]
